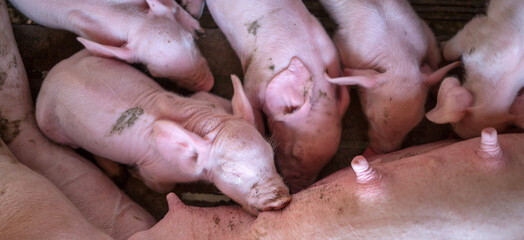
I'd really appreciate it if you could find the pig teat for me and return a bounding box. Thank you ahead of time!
[477,128,506,171]
[352,156,380,185]
[351,156,383,198]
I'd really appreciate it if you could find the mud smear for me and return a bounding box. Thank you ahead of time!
[110,107,144,135]
[318,90,327,99]
[213,215,221,225]
[247,21,260,36]
[227,220,235,231]
[0,113,21,145]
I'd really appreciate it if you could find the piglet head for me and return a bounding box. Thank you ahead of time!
[264,57,350,192]
[328,62,460,153]
[150,76,290,215]
[207,75,291,215]
[77,0,213,92]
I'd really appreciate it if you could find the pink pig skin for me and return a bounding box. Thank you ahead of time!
[35,50,290,215]
[8,0,213,92]
[0,3,155,239]
[0,140,113,240]
[427,0,524,139]
[131,128,524,239]
[319,0,459,154]
[207,0,350,192]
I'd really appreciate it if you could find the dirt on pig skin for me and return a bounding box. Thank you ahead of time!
[0,113,21,145]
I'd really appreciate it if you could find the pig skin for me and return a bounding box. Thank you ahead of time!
[207,0,350,192]
[35,50,290,215]
[0,139,114,240]
[427,0,524,139]
[131,129,524,239]
[8,0,214,91]
[319,0,459,154]
[0,2,156,239]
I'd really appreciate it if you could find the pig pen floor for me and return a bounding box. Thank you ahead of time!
[8,0,488,220]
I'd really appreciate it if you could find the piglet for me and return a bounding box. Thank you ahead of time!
[36,50,291,215]
[0,2,155,238]
[207,0,350,192]
[319,0,459,154]
[8,0,213,91]
[426,0,524,138]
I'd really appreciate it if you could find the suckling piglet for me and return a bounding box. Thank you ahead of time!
[319,0,460,153]
[8,0,214,91]
[207,0,350,192]
[427,0,524,138]
[35,50,290,215]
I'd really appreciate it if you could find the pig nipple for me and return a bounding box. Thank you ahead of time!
[477,128,504,168]
[351,156,382,197]
[352,156,379,184]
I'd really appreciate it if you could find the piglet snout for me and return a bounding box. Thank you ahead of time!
[247,178,291,214]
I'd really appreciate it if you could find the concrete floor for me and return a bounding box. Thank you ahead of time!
[9,0,488,219]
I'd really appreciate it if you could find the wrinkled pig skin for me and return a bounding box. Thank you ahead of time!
[0,2,156,239]
[0,140,113,240]
[8,0,214,91]
[319,0,459,154]
[131,129,524,240]
[35,50,290,215]
[207,0,350,192]
[427,0,524,139]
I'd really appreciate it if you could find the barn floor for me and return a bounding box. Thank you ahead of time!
[9,0,488,220]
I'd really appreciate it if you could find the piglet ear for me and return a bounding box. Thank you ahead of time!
[181,0,206,19]
[422,61,462,85]
[426,77,473,124]
[266,57,313,120]
[153,120,209,175]
[173,0,204,38]
[231,75,256,126]
[77,37,135,63]
[326,68,384,89]
[145,0,175,16]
